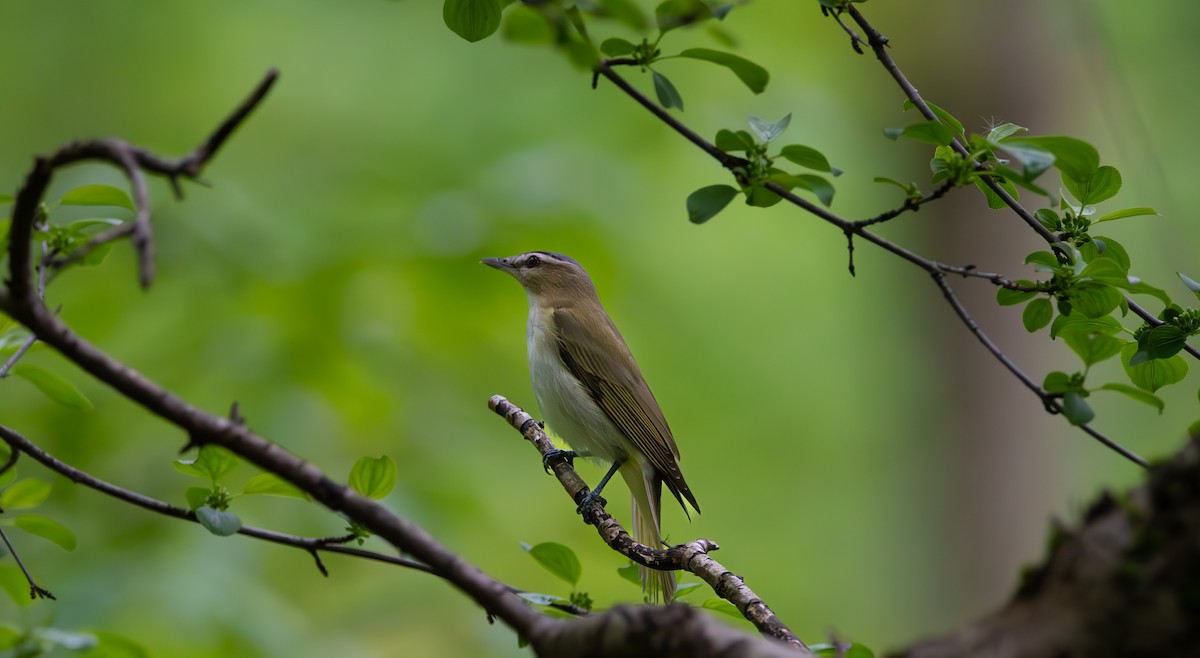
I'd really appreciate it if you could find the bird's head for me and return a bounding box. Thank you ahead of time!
[481,251,596,300]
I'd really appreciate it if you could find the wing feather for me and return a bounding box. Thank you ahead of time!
[553,307,700,514]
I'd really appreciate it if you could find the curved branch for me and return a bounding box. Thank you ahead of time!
[488,395,809,652]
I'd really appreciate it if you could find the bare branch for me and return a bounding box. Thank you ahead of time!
[488,395,810,652]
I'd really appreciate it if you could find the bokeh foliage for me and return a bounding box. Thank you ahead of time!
[1,1,1198,656]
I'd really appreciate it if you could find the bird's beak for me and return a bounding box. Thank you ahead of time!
[481,257,512,272]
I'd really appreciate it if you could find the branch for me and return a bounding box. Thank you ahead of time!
[8,69,279,291]
[488,395,810,653]
[0,423,437,576]
[589,61,1144,467]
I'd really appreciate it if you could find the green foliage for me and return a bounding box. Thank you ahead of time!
[0,478,52,510]
[14,515,78,551]
[687,185,738,224]
[700,597,742,618]
[175,445,239,485]
[242,473,310,500]
[651,71,684,110]
[57,184,135,211]
[524,541,582,585]
[443,0,502,43]
[676,48,768,93]
[348,455,397,499]
[11,365,93,411]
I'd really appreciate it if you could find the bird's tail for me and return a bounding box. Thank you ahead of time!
[623,462,675,603]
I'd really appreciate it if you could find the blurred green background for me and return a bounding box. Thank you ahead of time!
[2,1,1198,655]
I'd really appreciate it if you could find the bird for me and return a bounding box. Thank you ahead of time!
[482,251,700,603]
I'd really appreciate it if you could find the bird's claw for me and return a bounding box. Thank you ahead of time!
[575,489,607,514]
[542,449,576,474]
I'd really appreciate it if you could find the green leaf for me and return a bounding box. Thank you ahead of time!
[1080,236,1131,272]
[1033,208,1061,231]
[974,173,1018,209]
[177,445,239,484]
[184,486,211,511]
[745,185,782,208]
[986,122,1026,142]
[616,563,641,586]
[0,567,34,607]
[748,114,791,143]
[503,4,554,44]
[1025,250,1059,271]
[714,129,755,152]
[998,142,1056,179]
[58,184,134,211]
[600,37,636,56]
[1061,391,1094,426]
[812,645,876,658]
[443,0,501,42]
[1071,282,1122,318]
[1043,371,1073,394]
[1080,258,1128,283]
[677,48,768,93]
[1098,383,1164,414]
[1063,330,1125,366]
[701,598,742,619]
[526,542,582,585]
[884,121,954,146]
[349,455,397,499]
[0,465,16,489]
[770,173,835,207]
[1143,324,1188,360]
[997,285,1038,306]
[1003,136,1099,182]
[651,71,684,110]
[80,241,115,267]
[14,515,77,551]
[902,99,964,137]
[674,582,704,598]
[598,0,648,31]
[242,473,310,499]
[655,0,713,33]
[1122,343,1188,392]
[12,365,93,411]
[1063,165,1121,207]
[687,185,739,224]
[1051,313,1122,340]
[1022,298,1053,332]
[1095,207,1159,224]
[195,506,242,536]
[778,145,839,175]
[0,478,52,510]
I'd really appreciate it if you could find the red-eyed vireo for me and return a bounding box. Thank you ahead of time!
[483,251,700,603]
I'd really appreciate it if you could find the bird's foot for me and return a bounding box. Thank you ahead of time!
[575,489,607,514]
[542,449,577,474]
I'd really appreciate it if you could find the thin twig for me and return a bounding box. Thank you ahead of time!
[931,273,1148,468]
[841,5,1058,245]
[853,181,953,228]
[0,525,54,600]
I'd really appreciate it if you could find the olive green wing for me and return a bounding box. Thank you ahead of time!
[552,307,700,514]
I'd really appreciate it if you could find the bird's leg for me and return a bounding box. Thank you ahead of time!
[542,449,590,473]
[576,456,624,513]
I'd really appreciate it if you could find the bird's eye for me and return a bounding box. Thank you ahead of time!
[526,255,541,268]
